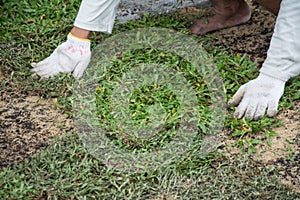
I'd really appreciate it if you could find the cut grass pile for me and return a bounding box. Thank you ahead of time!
[0,0,299,199]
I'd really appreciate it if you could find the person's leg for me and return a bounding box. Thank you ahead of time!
[70,27,91,39]
[70,0,121,40]
[74,0,120,34]
[190,0,251,35]
[256,0,281,15]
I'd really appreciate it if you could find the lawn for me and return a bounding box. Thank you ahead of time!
[0,0,299,199]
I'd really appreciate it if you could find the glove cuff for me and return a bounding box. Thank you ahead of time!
[258,73,286,84]
[67,33,91,48]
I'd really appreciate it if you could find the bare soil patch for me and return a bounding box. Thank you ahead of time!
[0,80,73,170]
[218,103,300,193]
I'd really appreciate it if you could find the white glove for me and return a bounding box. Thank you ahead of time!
[228,73,286,120]
[31,33,91,78]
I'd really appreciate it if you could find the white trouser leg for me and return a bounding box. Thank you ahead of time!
[74,0,120,34]
[260,0,300,81]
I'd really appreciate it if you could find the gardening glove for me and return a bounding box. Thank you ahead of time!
[228,73,285,121]
[31,33,91,78]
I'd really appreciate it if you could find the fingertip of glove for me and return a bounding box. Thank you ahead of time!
[30,68,36,73]
[227,99,238,107]
[30,67,39,74]
[72,74,82,79]
[31,73,40,80]
[233,109,245,120]
[31,62,37,68]
[253,114,264,121]
[30,70,51,80]
[267,110,277,118]
[72,70,84,79]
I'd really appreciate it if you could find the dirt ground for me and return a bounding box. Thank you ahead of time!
[0,81,74,170]
[0,0,299,194]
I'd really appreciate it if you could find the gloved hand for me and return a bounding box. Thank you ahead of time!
[31,33,91,78]
[228,73,286,120]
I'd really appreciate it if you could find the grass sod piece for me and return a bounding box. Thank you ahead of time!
[93,48,211,152]
[73,27,224,173]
